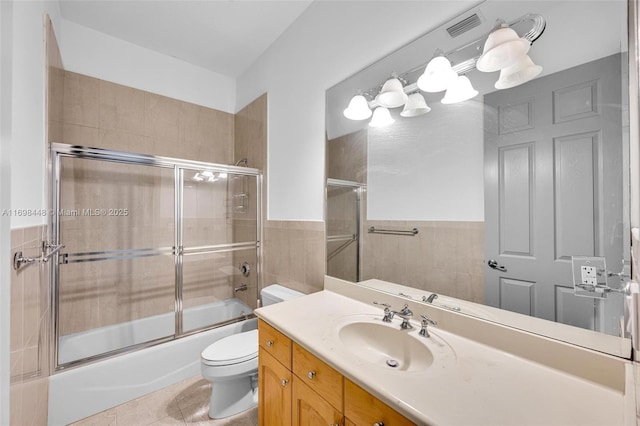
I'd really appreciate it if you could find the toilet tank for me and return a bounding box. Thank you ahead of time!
[261,284,304,306]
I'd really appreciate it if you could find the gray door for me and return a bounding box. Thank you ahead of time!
[484,53,625,334]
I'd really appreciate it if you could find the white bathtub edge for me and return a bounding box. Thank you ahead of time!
[48,318,257,426]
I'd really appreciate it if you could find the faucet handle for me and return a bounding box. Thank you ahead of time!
[420,314,437,325]
[419,314,437,337]
[373,301,394,322]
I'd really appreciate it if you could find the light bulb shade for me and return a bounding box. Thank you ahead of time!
[441,75,479,104]
[375,78,408,108]
[400,93,431,117]
[369,107,395,127]
[343,95,372,120]
[476,26,530,72]
[417,56,458,92]
[494,55,543,89]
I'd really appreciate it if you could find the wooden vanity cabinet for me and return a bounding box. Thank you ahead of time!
[258,321,293,426]
[344,379,416,426]
[259,347,292,425]
[292,376,343,425]
[258,319,415,426]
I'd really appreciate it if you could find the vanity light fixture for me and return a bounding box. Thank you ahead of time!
[441,75,479,104]
[494,54,543,89]
[416,54,458,93]
[400,93,431,117]
[369,107,395,127]
[375,77,408,108]
[343,13,545,124]
[343,94,373,120]
[476,21,531,72]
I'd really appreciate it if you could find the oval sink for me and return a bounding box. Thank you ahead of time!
[338,321,434,372]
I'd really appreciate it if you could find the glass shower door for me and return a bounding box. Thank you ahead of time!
[181,168,259,333]
[326,179,362,282]
[56,157,176,366]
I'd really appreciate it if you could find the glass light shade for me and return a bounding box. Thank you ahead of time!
[369,107,395,127]
[343,95,372,120]
[441,75,479,104]
[417,56,458,92]
[375,78,408,108]
[400,93,431,117]
[494,55,543,89]
[476,26,530,72]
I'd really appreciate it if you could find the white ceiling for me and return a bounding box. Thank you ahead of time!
[59,0,314,78]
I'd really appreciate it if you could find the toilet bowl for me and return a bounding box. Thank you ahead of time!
[200,284,304,419]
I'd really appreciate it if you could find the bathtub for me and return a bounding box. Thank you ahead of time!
[58,298,253,364]
[49,298,256,425]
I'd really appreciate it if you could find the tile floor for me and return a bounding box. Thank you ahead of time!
[70,376,258,426]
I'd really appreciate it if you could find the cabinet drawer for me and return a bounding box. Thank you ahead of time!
[259,320,292,368]
[292,342,343,412]
[345,379,416,426]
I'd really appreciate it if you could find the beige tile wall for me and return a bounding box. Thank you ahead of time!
[326,129,367,184]
[362,220,485,303]
[10,226,50,426]
[263,221,326,295]
[61,70,234,164]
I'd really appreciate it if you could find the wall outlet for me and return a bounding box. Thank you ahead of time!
[572,256,607,299]
[580,266,597,286]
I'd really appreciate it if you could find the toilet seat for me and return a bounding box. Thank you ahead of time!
[201,329,258,366]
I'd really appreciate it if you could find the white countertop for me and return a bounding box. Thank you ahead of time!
[256,290,628,426]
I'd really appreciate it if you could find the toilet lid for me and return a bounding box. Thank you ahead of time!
[201,329,258,366]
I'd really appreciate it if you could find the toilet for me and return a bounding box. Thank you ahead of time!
[200,284,304,419]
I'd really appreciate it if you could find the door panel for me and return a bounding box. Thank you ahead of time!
[485,53,625,334]
[499,278,535,316]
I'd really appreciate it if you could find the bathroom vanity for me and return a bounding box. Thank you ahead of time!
[258,319,415,425]
[255,277,636,425]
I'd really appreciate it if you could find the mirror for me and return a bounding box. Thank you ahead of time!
[325,0,632,357]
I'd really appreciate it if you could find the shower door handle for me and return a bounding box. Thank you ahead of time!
[487,260,507,272]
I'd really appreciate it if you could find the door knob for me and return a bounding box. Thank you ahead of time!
[487,260,507,272]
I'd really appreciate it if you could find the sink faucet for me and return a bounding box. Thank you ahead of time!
[423,293,438,303]
[391,304,413,329]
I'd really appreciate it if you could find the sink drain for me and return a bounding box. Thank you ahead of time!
[386,359,399,368]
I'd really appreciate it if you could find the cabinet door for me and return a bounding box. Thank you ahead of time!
[292,376,343,426]
[259,347,292,426]
[344,379,416,426]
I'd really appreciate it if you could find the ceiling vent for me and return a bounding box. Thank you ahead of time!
[446,13,482,38]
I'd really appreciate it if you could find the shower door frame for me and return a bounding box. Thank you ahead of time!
[48,143,263,372]
[326,178,363,282]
